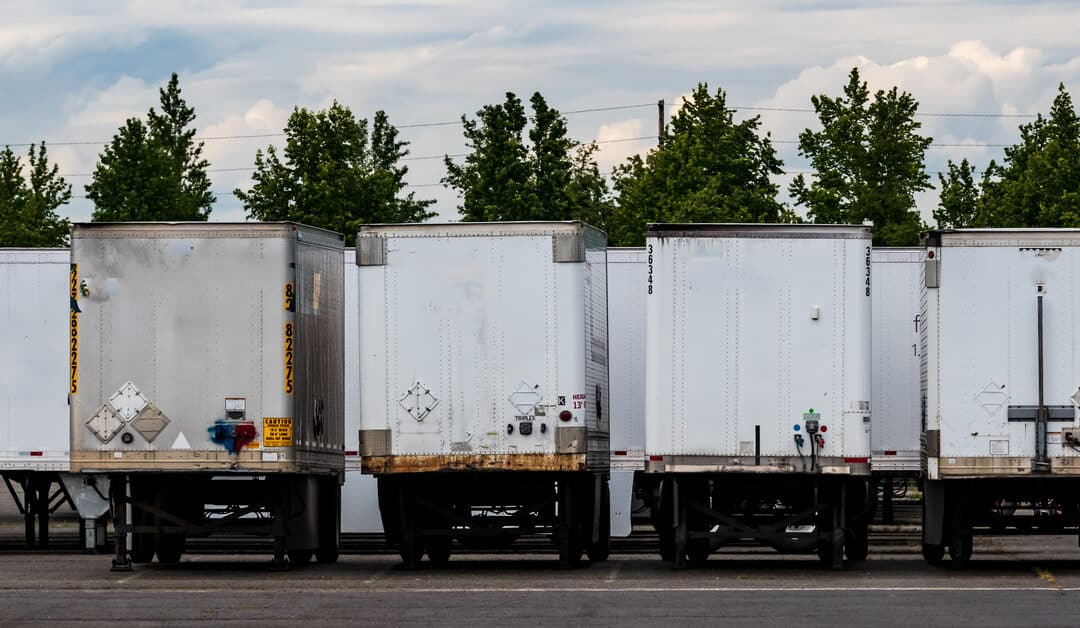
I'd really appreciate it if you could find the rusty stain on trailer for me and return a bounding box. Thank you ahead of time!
[933,455,1080,476]
[360,453,588,474]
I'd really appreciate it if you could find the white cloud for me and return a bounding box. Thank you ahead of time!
[755,41,1080,222]
[2,2,1080,226]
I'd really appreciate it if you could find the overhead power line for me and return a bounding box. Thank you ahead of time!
[4,99,1044,148]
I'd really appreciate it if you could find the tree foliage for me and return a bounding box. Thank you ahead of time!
[0,142,72,247]
[975,84,1080,227]
[86,73,214,221]
[609,83,791,246]
[789,68,932,246]
[236,103,434,244]
[934,158,980,229]
[443,92,613,225]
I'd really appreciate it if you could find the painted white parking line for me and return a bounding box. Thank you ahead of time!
[1,586,1077,594]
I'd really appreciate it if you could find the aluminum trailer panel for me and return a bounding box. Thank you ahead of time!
[607,247,646,536]
[870,248,922,473]
[342,248,381,533]
[922,229,1080,478]
[645,224,872,474]
[357,221,609,473]
[0,249,69,471]
[69,223,344,475]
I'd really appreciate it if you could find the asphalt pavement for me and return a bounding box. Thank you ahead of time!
[2,537,1080,627]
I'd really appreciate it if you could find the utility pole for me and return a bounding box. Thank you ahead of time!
[657,99,665,146]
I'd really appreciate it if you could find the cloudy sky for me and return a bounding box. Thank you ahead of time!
[3,0,1079,225]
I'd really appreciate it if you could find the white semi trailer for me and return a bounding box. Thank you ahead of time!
[871,248,923,522]
[342,248,383,535]
[357,222,610,567]
[921,229,1080,564]
[607,248,647,538]
[645,224,874,568]
[1,249,109,549]
[70,223,345,569]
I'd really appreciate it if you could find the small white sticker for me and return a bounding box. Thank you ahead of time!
[262,452,279,462]
[112,452,123,458]
[990,440,1009,456]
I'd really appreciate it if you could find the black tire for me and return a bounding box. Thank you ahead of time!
[131,533,155,564]
[845,525,869,563]
[288,550,314,567]
[155,535,184,565]
[377,477,403,546]
[587,481,611,563]
[317,480,341,564]
[686,540,710,564]
[399,536,424,567]
[948,533,973,564]
[426,537,452,565]
[655,478,676,562]
[816,539,834,565]
[922,543,945,565]
[317,545,340,564]
[560,538,584,568]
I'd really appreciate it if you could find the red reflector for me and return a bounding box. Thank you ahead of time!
[649,455,664,461]
[843,457,869,464]
[558,410,573,422]
[819,425,827,433]
[883,450,897,456]
[30,451,43,457]
[614,450,628,456]
[344,450,359,456]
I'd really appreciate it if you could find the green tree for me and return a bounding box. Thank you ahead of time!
[443,92,612,223]
[236,103,434,244]
[976,83,1080,227]
[566,142,615,233]
[0,142,72,247]
[789,67,932,246]
[609,83,791,246]
[934,158,979,229]
[86,73,214,221]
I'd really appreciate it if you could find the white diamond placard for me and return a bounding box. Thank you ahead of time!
[974,380,1010,416]
[109,381,149,421]
[399,381,438,422]
[509,382,542,414]
[87,404,124,443]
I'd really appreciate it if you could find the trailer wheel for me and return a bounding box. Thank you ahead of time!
[317,479,341,564]
[586,481,611,562]
[426,537,452,565]
[922,543,945,565]
[948,532,973,564]
[844,525,869,562]
[317,545,340,564]
[288,549,314,567]
[686,540,711,564]
[155,535,184,565]
[131,533,155,564]
[654,478,676,562]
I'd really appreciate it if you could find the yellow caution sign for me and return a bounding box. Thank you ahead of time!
[263,417,293,447]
